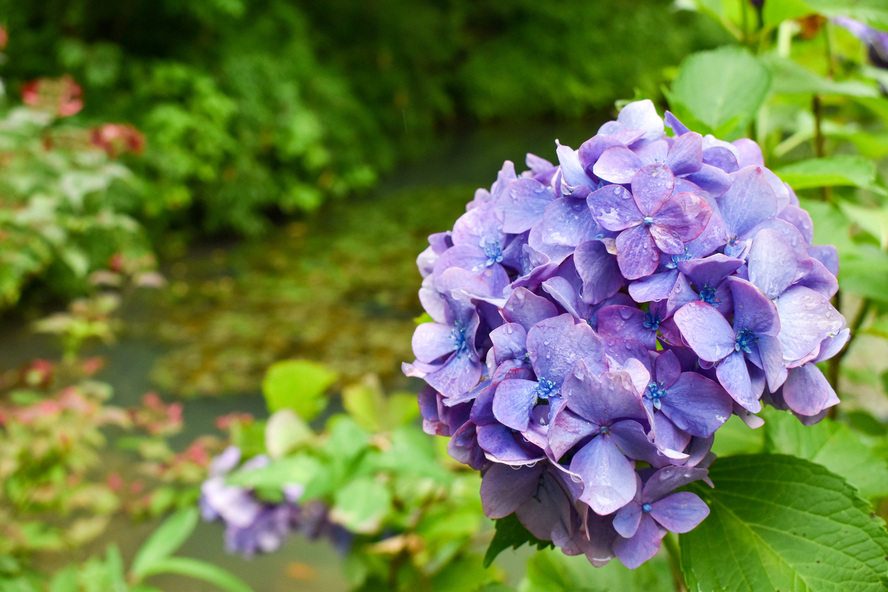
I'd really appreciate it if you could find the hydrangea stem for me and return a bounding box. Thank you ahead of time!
[663,533,688,592]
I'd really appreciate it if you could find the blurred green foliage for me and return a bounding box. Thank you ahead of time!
[1,0,725,239]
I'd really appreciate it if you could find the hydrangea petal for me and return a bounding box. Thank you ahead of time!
[673,302,735,362]
[782,363,835,417]
[716,350,762,413]
[480,463,542,519]
[632,163,675,215]
[571,434,638,515]
[616,224,660,280]
[649,491,709,533]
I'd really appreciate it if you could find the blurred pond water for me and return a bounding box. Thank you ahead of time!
[0,118,605,590]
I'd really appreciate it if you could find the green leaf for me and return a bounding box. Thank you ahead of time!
[774,155,879,191]
[519,546,672,592]
[103,546,127,592]
[762,0,816,27]
[131,507,198,578]
[48,566,79,592]
[840,201,888,249]
[764,411,888,499]
[680,454,888,592]
[331,476,392,534]
[342,374,418,432]
[668,46,771,138]
[710,414,765,457]
[264,408,313,459]
[141,557,252,592]
[764,56,879,98]
[227,454,322,491]
[261,359,337,419]
[799,0,888,29]
[837,249,888,303]
[483,513,554,568]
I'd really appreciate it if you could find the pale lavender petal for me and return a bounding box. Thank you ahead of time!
[716,351,762,412]
[574,240,624,304]
[497,177,555,233]
[654,192,712,242]
[612,418,671,464]
[716,166,779,239]
[492,379,538,432]
[588,184,642,231]
[489,323,528,366]
[756,333,787,392]
[480,463,541,519]
[660,373,732,438]
[616,225,661,280]
[650,491,709,533]
[732,138,764,168]
[796,258,839,299]
[653,350,682,389]
[685,164,732,196]
[747,228,802,299]
[557,143,596,188]
[812,328,850,364]
[729,277,780,336]
[571,435,638,515]
[776,286,845,364]
[477,423,546,465]
[778,205,814,245]
[673,302,736,362]
[425,351,483,399]
[617,100,665,140]
[613,501,643,538]
[667,132,703,176]
[528,315,607,382]
[677,254,743,291]
[702,146,738,173]
[516,469,578,548]
[597,305,656,349]
[642,466,711,502]
[782,363,835,417]
[628,268,680,303]
[649,224,685,255]
[808,244,839,277]
[649,413,691,461]
[593,146,645,184]
[541,197,602,246]
[549,407,600,461]
[632,163,675,215]
[664,111,690,135]
[613,515,667,569]
[579,135,622,173]
[503,287,558,331]
[565,368,647,427]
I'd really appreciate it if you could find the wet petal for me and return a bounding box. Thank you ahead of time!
[716,351,762,412]
[673,302,735,362]
[571,435,638,515]
[654,192,711,242]
[480,463,542,519]
[574,240,624,304]
[650,491,709,533]
[588,184,642,231]
[492,379,538,432]
[632,163,675,215]
[593,146,644,184]
[616,225,661,280]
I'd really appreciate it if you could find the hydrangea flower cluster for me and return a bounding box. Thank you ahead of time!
[404,100,848,568]
[200,446,352,557]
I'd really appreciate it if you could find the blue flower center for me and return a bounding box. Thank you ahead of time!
[735,328,756,354]
[645,381,667,410]
[534,377,557,401]
[643,216,654,227]
[451,322,468,358]
[483,241,503,267]
[642,503,652,513]
[665,248,691,270]
[698,285,719,305]
[642,311,661,331]
[600,425,609,435]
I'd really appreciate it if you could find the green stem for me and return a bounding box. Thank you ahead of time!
[827,296,871,393]
[663,533,688,592]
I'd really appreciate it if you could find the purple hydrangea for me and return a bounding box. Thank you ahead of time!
[405,99,847,568]
[200,446,353,558]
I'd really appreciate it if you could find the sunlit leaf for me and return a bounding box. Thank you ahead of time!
[261,359,337,419]
[131,507,198,578]
[667,46,770,138]
[681,455,888,591]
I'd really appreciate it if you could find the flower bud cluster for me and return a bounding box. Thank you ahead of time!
[200,446,352,558]
[404,100,847,567]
